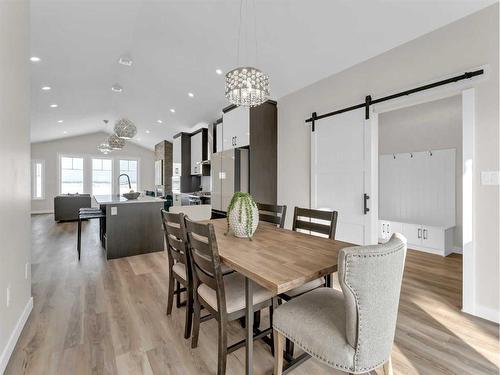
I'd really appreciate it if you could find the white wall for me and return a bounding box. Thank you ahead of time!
[278,5,498,320]
[0,1,32,373]
[31,132,156,213]
[379,95,463,247]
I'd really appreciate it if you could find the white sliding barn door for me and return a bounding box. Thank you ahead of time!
[311,108,377,245]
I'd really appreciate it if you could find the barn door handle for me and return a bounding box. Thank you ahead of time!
[364,193,370,215]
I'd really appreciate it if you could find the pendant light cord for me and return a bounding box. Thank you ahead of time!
[236,0,259,67]
[253,0,258,67]
[237,0,243,66]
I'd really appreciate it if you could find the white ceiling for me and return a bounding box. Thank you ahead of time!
[30,0,495,149]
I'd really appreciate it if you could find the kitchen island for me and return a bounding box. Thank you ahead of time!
[94,195,165,259]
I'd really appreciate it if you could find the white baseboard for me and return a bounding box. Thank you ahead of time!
[0,297,33,374]
[474,304,499,324]
[451,246,463,254]
[31,210,53,215]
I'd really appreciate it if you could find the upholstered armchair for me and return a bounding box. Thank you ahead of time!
[272,233,407,375]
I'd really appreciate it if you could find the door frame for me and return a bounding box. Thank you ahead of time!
[370,66,486,315]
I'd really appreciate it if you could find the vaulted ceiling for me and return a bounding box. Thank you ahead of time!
[30,0,495,149]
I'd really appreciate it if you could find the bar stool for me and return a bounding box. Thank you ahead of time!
[77,208,105,260]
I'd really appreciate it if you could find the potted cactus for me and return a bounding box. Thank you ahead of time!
[226,192,259,240]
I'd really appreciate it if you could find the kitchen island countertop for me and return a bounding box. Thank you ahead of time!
[94,195,164,205]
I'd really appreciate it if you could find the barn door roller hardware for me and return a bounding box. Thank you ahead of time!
[306,69,484,131]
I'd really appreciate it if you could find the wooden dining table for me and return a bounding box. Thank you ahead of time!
[209,218,354,375]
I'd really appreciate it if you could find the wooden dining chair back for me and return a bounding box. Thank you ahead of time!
[162,210,189,267]
[161,209,193,339]
[256,203,287,228]
[292,207,338,239]
[184,218,228,316]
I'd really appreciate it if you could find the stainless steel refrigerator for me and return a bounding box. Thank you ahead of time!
[211,148,249,213]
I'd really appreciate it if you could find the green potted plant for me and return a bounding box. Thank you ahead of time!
[226,192,259,240]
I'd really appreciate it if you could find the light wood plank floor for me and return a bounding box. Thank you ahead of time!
[5,214,499,374]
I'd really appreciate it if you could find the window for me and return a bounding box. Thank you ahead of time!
[31,160,44,199]
[119,159,138,194]
[92,158,112,195]
[60,156,84,194]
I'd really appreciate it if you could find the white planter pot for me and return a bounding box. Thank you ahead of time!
[228,200,259,238]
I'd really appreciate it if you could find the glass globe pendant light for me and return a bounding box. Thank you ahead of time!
[97,141,113,155]
[108,133,126,150]
[225,0,270,107]
[114,118,137,139]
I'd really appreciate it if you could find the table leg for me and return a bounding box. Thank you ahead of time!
[77,219,81,260]
[245,277,254,375]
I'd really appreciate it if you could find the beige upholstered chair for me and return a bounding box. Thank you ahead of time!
[273,233,407,375]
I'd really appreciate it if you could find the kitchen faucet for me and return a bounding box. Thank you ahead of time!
[118,173,132,190]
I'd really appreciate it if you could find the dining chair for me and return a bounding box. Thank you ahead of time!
[272,233,407,375]
[281,207,339,300]
[161,209,193,339]
[292,206,338,239]
[184,217,276,375]
[256,203,287,228]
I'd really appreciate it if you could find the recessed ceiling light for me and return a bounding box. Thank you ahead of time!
[57,120,63,123]
[170,108,175,113]
[137,137,141,141]
[111,84,123,93]
[118,57,133,66]
[215,69,223,75]
[146,130,150,134]
[188,92,194,98]
[63,131,67,134]
[30,56,41,62]
[156,119,163,124]
[50,104,58,108]
[41,86,51,91]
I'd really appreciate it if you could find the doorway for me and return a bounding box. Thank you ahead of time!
[372,88,476,314]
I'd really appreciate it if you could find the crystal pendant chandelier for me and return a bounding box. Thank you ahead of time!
[225,67,269,107]
[97,141,113,155]
[114,118,137,139]
[108,133,126,150]
[225,0,270,107]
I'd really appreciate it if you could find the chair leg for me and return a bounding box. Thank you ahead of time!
[383,356,393,375]
[184,286,193,339]
[191,298,201,349]
[217,319,227,375]
[269,297,278,356]
[77,219,82,260]
[176,281,182,308]
[253,310,261,331]
[273,329,285,375]
[166,274,174,315]
[286,339,294,358]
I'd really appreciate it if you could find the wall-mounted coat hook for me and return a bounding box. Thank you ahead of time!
[429,150,433,156]
[410,153,413,158]
[393,154,396,159]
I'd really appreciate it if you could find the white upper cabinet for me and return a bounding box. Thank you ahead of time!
[222,106,250,150]
[173,136,181,176]
[191,131,203,175]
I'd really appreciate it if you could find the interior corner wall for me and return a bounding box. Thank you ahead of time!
[30,132,156,213]
[277,4,499,320]
[378,95,463,248]
[0,0,32,372]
